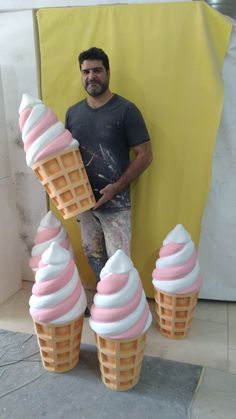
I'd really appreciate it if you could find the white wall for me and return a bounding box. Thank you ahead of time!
[0,10,47,300]
[0,69,22,304]
[0,1,193,306]
[0,0,190,11]
[199,22,236,300]
[0,1,235,302]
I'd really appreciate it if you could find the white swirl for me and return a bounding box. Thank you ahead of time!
[156,241,194,268]
[100,248,133,277]
[26,122,64,166]
[53,287,87,324]
[30,267,78,309]
[94,268,139,308]
[19,93,41,113]
[22,104,46,140]
[143,312,153,333]
[152,261,200,293]
[19,94,79,167]
[90,291,147,335]
[163,224,191,245]
[35,243,70,282]
[39,211,62,229]
[32,227,67,257]
[29,241,87,323]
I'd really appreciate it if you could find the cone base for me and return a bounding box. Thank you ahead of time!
[32,148,96,220]
[94,332,147,391]
[154,288,199,339]
[34,315,84,372]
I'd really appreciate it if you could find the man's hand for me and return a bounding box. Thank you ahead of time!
[93,183,119,210]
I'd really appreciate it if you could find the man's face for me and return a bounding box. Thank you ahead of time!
[80,59,110,97]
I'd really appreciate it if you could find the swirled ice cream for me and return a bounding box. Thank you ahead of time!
[29,242,87,324]
[152,224,203,294]
[89,249,152,339]
[19,93,78,167]
[29,211,73,271]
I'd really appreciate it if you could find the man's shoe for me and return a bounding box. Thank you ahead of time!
[85,306,90,318]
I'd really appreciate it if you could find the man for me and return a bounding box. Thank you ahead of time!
[65,47,152,287]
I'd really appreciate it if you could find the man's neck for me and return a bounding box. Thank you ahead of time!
[87,90,113,109]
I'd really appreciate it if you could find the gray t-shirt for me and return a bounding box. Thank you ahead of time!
[65,94,150,210]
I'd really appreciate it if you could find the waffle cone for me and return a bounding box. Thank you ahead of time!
[154,288,199,339]
[94,332,147,391]
[34,315,84,372]
[32,148,95,219]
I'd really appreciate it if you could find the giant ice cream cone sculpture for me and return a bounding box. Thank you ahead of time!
[19,94,95,219]
[29,210,73,272]
[152,224,203,339]
[89,250,152,391]
[29,242,87,372]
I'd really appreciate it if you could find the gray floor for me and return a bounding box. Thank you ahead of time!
[1,284,236,418]
[0,330,202,419]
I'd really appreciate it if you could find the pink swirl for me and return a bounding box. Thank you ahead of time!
[34,129,72,162]
[178,274,203,294]
[60,237,70,250]
[34,227,61,244]
[29,237,70,271]
[89,250,152,338]
[30,280,81,323]
[29,255,43,270]
[152,225,203,295]
[91,283,142,322]
[152,251,197,280]
[24,109,57,152]
[32,260,75,296]
[19,107,31,132]
[109,303,150,340]
[19,94,78,167]
[159,242,184,257]
[97,273,129,294]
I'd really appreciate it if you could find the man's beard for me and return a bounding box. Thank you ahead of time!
[85,80,109,97]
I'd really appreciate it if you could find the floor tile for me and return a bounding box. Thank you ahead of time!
[144,316,228,371]
[229,303,236,349]
[198,367,236,391]
[190,389,236,419]
[0,285,34,334]
[190,367,236,419]
[229,349,236,374]
[194,299,228,324]
[82,318,96,346]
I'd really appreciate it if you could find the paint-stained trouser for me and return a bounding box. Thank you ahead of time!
[78,209,131,282]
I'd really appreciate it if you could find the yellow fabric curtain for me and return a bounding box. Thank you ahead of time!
[37,2,232,296]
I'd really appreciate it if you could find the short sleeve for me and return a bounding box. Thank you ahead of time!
[124,103,150,148]
[65,110,70,130]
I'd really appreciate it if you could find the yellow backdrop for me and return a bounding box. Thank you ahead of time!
[37,2,232,296]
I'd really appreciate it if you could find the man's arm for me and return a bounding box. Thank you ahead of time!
[93,141,152,210]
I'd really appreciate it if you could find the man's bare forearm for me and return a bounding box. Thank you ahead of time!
[114,142,152,192]
[93,141,152,209]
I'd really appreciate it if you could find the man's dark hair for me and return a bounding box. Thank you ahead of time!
[78,47,110,71]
